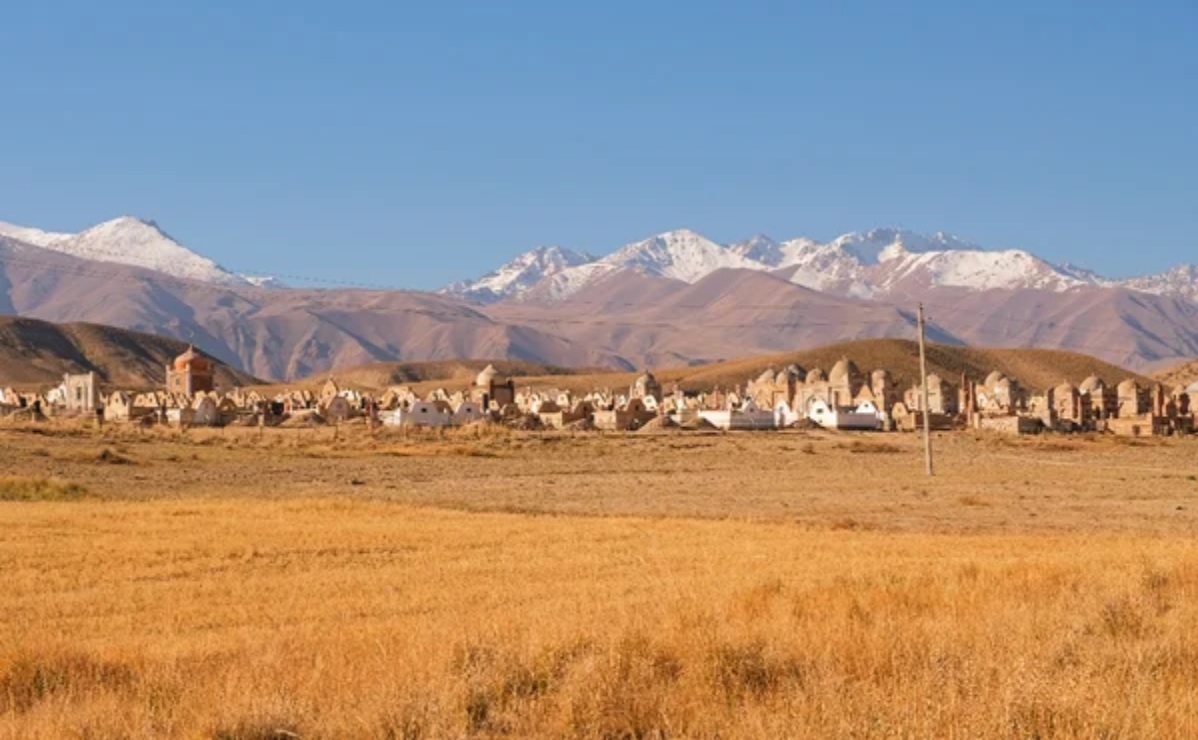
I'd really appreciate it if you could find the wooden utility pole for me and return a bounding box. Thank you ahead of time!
[917,303,934,476]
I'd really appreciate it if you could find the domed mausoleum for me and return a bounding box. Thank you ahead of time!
[166,345,215,395]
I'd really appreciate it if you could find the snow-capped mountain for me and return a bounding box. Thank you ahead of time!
[1055,262,1113,286]
[449,225,1198,304]
[767,228,1086,298]
[452,227,1106,303]
[0,222,73,248]
[601,229,762,283]
[727,234,781,264]
[5,214,1197,307]
[441,245,596,303]
[240,275,289,289]
[0,216,249,287]
[1120,265,1198,303]
[447,229,765,302]
[475,229,767,302]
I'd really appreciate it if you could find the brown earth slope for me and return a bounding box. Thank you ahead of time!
[1153,358,1198,389]
[0,315,261,390]
[663,339,1158,392]
[319,338,1152,395]
[295,359,600,390]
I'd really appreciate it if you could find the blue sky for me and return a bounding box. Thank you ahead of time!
[2,1,1195,288]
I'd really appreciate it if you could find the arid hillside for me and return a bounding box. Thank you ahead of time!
[0,315,260,389]
[295,359,598,391]
[304,338,1154,396]
[661,339,1159,393]
[1153,358,1198,389]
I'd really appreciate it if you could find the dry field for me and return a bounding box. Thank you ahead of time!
[3,421,1198,738]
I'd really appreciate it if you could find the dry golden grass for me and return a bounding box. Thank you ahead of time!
[4,422,1198,737]
[5,419,1197,533]
[0,475,89,502]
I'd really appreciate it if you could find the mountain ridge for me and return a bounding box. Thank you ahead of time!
[447,226,1196,304]
[0,216,249,287]
[3,215,1198,379]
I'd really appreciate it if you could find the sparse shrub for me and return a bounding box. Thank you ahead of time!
[1098,596,1148,639]
[447,445,502,458]
[565,634,681,739]
[0,651,137,713]
[211,716,303,740]
[1141,567,1174,615]
[957,562,981,582]
[0,476,89,502]
[737,579,785,619]
[453,638,593,734]
[839,440,902,455]
[831,517,872,531]
[958,494,992,507]
[1111,436,1150,448]
[711,639,806,699]
[377,697,438,740]
[95,447,136,465]
[1007,698,1087,738]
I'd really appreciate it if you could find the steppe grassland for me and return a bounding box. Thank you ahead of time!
[2,422,1198,738]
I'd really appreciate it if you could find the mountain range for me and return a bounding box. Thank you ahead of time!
[1,215,1197,380]
[443,227,1196,303]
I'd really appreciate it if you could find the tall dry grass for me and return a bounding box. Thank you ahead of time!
[2,499,1197,738]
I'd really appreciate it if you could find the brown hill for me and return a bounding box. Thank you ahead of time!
[1152,358,1198,389]
[295,359,600,391]
[0,315,261,390]
[491,269,952,369]
[890,287,1198,372]
[351,339,1152,398]
[661,340,1155,393]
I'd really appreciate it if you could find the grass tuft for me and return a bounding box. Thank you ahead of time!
[211,717,303,740]
[0,651,137,714]
[839,440,902,455]
[0,476,89,502]
[95,447,136,465]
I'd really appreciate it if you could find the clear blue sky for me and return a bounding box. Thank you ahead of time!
[2,0,1194,288]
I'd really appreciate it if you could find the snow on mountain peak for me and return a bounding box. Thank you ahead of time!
[441,244,598,303]
[603,229,761,283]
[240,275,289,289]
[0,221,73,248]
[728,234,781,265]
[1120,264,1198,302]
[446,225,1098,304]
[822,228,980,265]
[0,216,249,287]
